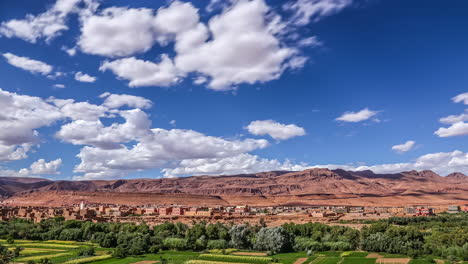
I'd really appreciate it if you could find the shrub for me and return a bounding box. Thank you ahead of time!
[207,239,229,249]
[77,247,95,257]
[163,237,188,250]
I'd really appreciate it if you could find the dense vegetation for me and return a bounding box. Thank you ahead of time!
[0,213,466,262]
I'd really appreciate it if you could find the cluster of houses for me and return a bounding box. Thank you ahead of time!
[0,201,466,223]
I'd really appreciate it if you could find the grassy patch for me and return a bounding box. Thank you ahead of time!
[16,252,73,262]
[342,257,376,264]
[187,261,251,264]
[13,243,80,249]
[89,251,200,264]
[198,254,272,264]
[408,260,435,264]
[311,257,341,264]
[273,252,308,264]
[379,253,410,258]
[343,252,369,258]
[62,254,113,263]
[316,252,342,257]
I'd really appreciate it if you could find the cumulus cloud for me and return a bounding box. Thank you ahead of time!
[100,92,153,109]
[74,71,97,83]
[163,153,309,177]
[434,122,468,137]
[392,140,415,153]
[56,109,152,149]
[434,93,468,137]
[312,150,468,176]
[0,88,279,180]
[283,0,353,25]
[0,89,62,161]
[53,100,108,121]
[0,0,83,43]
[173,0,298,90]
[246,120,306,140]
[53,84,66,89]
[0,158,62,177]
[439,110,468,124]
[80,0,320,90]
[452,92,468,105]
[3,53,53,75]
[336,108,378,122]
[78,7,163,57]
[99,55,180,87]
[0,89,158,162]
[29,158,62,174]
[72,127,270,180]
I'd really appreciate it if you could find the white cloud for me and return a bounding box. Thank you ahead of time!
[56,109,152,149]
[297,36,322,47]
[78,7,162,57]
[439,110,468,124]
[170,120,177,127]
[309,150,468,176]
[392,140,415,153]
[61,46,77,56]
[100,92,153,109]
[0,89,62,161]
[53,84,66,89]
[0,144,33,162]
[283,0,353,25]
[173,0,298,90]
[80,0,308,90]
[3,53,53,75]
[434,122,468,137]
[74,71,97,83]
[452,92,468,105]
[0,0,83,43]
[0,158,62,177]
[99,55,180,87]
[246,120,306,140]
[72,126,270,180]
[0,89,278,180]
[29,158,62,175]
[163,153,308,177]
[336,108,378,122]
[55,100,108,121]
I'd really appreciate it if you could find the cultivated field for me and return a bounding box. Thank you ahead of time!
[2,239,463,264]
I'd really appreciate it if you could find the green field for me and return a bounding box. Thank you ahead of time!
[1,240,450,264]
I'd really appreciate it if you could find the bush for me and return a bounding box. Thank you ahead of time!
[77,247,95,257]
[207,239,228,249]
[112,247,128,258]
[163,237,188,250]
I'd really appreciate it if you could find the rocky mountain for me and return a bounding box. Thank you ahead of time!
[1,169,467,207]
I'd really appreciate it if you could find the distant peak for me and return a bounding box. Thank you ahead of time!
[446,172,467,179]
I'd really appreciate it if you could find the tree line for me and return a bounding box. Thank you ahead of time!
[0,213,466,261]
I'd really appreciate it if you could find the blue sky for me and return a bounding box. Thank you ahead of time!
[0,0,467,180]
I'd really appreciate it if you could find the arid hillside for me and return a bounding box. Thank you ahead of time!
[1,168,467,206]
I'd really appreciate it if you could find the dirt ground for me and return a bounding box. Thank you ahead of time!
[376,258,410,264]
[366,253,384,258]
[293,258,308,264]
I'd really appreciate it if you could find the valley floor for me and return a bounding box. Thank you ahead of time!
[5,239,465,264]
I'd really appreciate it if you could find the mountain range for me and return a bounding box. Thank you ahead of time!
[1,168,467,207]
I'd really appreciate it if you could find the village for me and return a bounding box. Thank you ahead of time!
[0,201,467,225]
